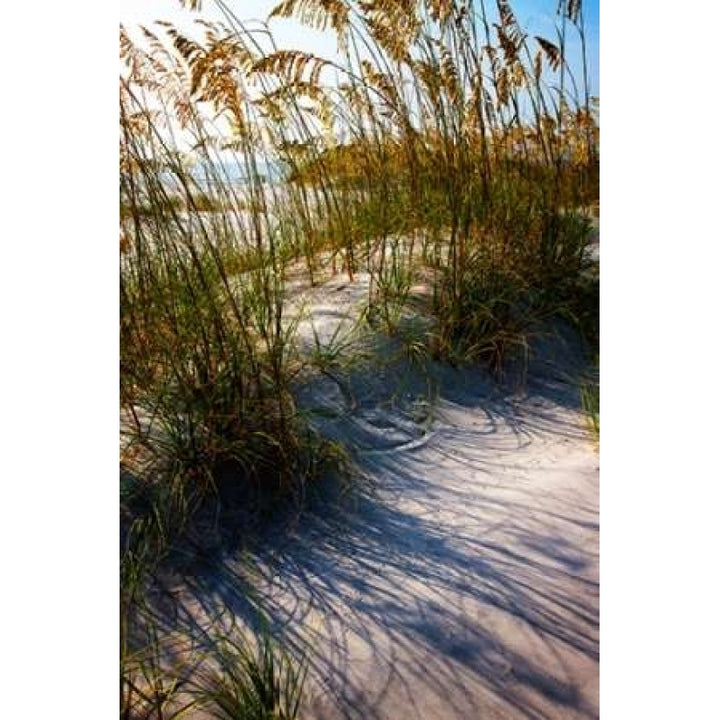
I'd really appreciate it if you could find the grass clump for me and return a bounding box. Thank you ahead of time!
[121,600,306,720]
[121,613,198,720]
[119,71,344,577]
[580,356,600,438]
[191,624,306,720]
[260,0,599,371]
[581,380,599,438]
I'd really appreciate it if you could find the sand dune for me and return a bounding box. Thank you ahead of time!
[164,270,599,720]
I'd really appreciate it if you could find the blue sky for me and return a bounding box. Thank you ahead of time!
[120,0,599,97]
[512,0,599,97]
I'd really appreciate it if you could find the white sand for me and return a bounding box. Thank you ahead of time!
[170,269,599,720]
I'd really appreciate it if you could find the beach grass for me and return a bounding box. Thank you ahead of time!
[120,0,599,715]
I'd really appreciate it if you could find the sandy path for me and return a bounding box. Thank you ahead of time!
[166,272,599,720]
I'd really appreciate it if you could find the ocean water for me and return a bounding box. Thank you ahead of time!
[185,159,286,188]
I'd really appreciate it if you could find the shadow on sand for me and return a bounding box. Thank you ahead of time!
[145,328,599,720]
